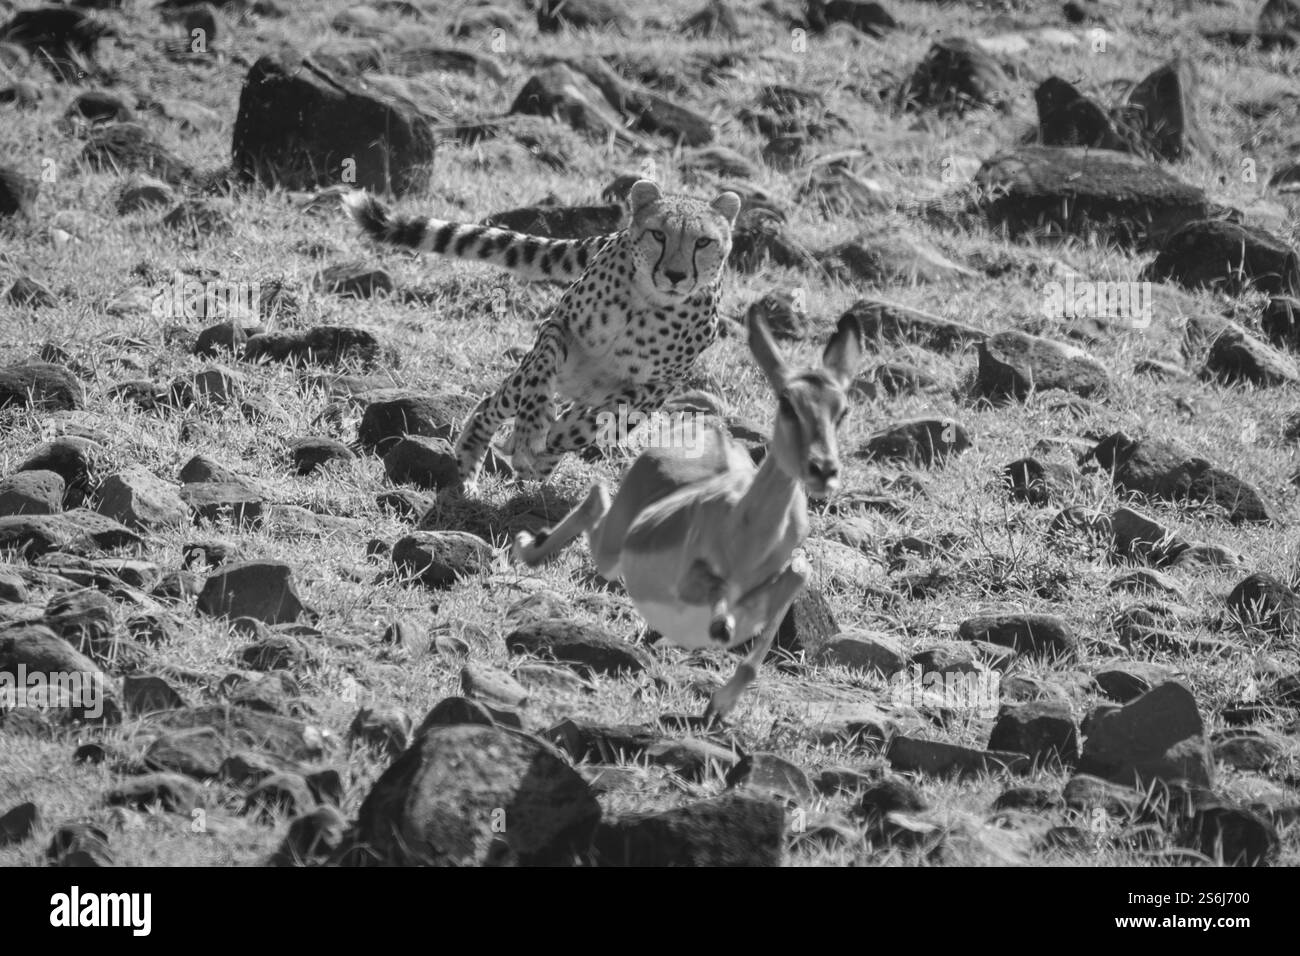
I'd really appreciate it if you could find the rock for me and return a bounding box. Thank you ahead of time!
[506,620,649,677]
[392,531,493,588]
[0,800,40,846]
[1178,804,1279,867]
[860,418,972,467]
[542,718,659,762]
[1062,774,1144,818]
[855,777,928,821]
[244,772,316,822]
[0,166,38,217]
[1034,76,1132,152]
[887,735,1028,779]
[1143,220,1300,296]
[269,805,347,866]
[725,752,813,804]
[509,63,645,148]
[959,614,1076,659]
[1094,663,1178,703]
[196,561,306,624]
[1093,432,1275,523]
[839,299,984,350]
[1126,58,1205,162]
[0,6,111,81]
[0,362,82,411]
[1212,730,1285,772]
[348,706,411,757]
[0,567,27,603]
[1077,681,1212,788]
[148,704,326,763]
[382,437,460,490]
[972,146,1222,249]
[992,786,1061,813]
[536,0,629,32]
[145,727,227,778]
[46,821,114,867]
[0,623,115,720]
[416,695,520,733]
[241,634,314,671]
[179,482,264,527]
[903,37,1010,114]
[814,630,907,677]
[592,793,782,866]
[345,723,600,866]
[976,331,1110,400]
[122,674,187,715]
[728,209,818,273]
[232,52,435,195]
[817,229,975,286]
[1203,322,1300,387]
[96,468,189,531]
[1261,295,1300,350]
[0,512,141,557]
[103,773,202,813]
[81,123,192,184]
[461,664,528,708]
[288,437,355,476]
[1225,573,1300,637]
[806,0,897,37]
[987,701,1079,766]
[357,391,473,453]
[245,324,382,363]
[770,586,838,658]
[1106,506,1189,565]
[179,455,246,485]
[0,471,64,516]
[1003,457,1076,504]
[116,175,176,214]
[5,276,57,308]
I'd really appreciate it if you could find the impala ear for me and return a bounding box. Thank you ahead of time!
[628,180,661,215]
[711,191,741,225]
[747,308,788,391]
[822,311,865,389]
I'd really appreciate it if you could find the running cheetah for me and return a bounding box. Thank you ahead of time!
[342,181,740,486]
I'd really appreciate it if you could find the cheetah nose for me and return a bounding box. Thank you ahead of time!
[663,268,687,285]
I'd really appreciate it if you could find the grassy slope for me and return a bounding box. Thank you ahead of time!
[1,0,1297,865]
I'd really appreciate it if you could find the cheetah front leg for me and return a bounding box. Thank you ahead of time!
[454,323,565,486]
[529,379,676,482]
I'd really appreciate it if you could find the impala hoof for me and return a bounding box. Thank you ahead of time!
[709,614,734,644]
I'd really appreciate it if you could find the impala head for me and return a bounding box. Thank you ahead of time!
[626,180,740,303]
[749,310,864,497]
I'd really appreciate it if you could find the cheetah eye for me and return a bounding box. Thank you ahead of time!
[695,237,712,248]
[648,229,665,242]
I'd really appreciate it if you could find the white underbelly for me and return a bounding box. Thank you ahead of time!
[637,600,720,651]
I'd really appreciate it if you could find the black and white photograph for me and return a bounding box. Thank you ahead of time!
[0,0,1295,909]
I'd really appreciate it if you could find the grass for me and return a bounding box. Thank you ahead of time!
[1,0,1298,866]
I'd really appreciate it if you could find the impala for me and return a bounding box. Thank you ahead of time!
[512,309,864,722]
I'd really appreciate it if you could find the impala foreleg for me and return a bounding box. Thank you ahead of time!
[677,559,733,644]
[512,482,611,566]
[703,564,808,725]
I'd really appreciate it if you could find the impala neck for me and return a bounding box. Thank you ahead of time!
[736,447,805,530]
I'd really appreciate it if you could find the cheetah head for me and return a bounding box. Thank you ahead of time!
[626,181,740,304]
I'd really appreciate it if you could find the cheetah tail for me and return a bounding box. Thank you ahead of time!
[341,189,435,251]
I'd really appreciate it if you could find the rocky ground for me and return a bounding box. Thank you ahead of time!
[2,0,1300,867]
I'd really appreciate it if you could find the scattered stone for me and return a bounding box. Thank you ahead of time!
[859,418,972,467]
[0,362,82,411]
[103,773,202,813]
[232,51,435,195]
[0,471,64,517]
[1077,681,1211,787]
[96,468,189,531]
[1225,573,1300,637]
[593,793,782,866]
[244,772,316,822]
[196,561,306,625]
[392,531,493,588]
[145,727,227,779]
[887,735,1028,779]
[289,437,355,476]
[959,614,1076,659]
[345,723,601,865]
[976,331,1110,400]
[1143,220,1300,296]
[987,701,1079,767]
[1203,322,1300,387]
[506,620,649,677]
[814,630,907,677]
[348,706,411,757]
[903,37,1010,115]
[383,437,460,490]
[0,800,40,846]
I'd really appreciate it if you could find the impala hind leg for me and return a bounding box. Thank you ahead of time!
[703,565,807,726]
[512,482,611,566]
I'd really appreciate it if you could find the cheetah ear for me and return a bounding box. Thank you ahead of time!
[710,191,741,225]
[628,180,661,215]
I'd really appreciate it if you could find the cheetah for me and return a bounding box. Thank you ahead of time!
[342,180,740,487]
